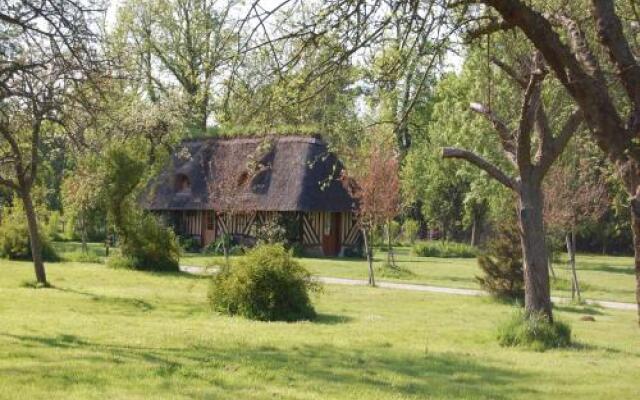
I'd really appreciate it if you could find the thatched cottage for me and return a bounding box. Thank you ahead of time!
[142,136,361,257]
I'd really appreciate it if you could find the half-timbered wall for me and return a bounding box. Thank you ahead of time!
[154,209,360,253]
[301,212,359,246]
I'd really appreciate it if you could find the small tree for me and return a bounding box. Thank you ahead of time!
[544,157,609,302]
[208,139,273,264]
[342,142,400,286]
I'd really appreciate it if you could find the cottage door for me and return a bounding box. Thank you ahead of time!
[203,211,216,247]
[321,212,341,257]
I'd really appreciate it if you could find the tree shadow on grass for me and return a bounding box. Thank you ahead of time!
[584,264,635,275]
[313,313,353,325]
[554,304,605,316]
[52,287,155,312]
[1,333,535,399]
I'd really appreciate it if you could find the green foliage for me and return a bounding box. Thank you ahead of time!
[116,212,180,272]
[402,219,420,244]
[497,310,572,351]
[0,207,59,262]
[44,211,63,241]
[102,146,179,272]
[476,220,524,301]
[179,236,201,253]
[412,241,477,258]
[208,244,318,321]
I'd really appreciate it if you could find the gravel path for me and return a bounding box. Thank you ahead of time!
[180,265,637,311]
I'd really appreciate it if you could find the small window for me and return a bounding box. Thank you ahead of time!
[175,174,191,193]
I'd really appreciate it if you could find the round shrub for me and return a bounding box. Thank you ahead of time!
[0,208,59,262]
[497,309,572,351]
[208,244,319,321]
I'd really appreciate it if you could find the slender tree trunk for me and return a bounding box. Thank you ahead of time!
[470,215,477,246]
[362,227,375,287]
[386,221,396,267]
[565,230,580,301]
[518,183,552,321]
[80,212,88,254]
[20,190,47,286]
[548,253,556,280]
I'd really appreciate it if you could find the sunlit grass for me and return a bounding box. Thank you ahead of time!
[0,259,639,399]
[182,246,637,303]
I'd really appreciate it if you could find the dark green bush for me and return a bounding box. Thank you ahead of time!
[113,212,180,272]
[0,208,60,262]
[476,220,524,301]
[412,241,477,258]
[497,310,572,351]
[208,244,319,321]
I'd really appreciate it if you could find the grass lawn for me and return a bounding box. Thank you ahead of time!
[1,259,639,399]
[182,246,637,304]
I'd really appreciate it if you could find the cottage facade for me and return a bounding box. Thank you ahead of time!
[142,136,361,257]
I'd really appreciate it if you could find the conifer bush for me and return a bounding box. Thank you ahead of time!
[476,220,524,301]
[208,244,319,321]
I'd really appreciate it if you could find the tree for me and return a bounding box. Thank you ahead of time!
[443,53,582,321]
[459,0,640,324]
[113,0,237,133]
[62,155,104,254]
[544,152,609,301]
[0,0,103,285]
[342,139,400,286]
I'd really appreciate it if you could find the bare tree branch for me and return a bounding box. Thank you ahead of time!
[442,147,517,190]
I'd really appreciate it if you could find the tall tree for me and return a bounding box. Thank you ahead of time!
[459,0,640,324]
[0,0,103,285]
[443,53,582,321]
[113,0,237,133]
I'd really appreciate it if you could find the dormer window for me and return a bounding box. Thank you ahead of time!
[175,173,191,193]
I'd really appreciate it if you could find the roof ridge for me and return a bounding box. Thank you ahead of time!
[182,135,324,145]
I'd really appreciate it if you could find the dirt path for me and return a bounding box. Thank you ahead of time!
[180,265,636,311]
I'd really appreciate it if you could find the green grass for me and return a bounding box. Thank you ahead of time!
[0,259,639,399]
[183,247,637,304]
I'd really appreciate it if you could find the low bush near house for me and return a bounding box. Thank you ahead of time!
[208,244,319,321]
[412,241,477,258]
[0,207,60,262]
[110,212,180,272]
[497,309,572,351]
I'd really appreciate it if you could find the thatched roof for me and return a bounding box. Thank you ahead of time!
[142,136,355,212]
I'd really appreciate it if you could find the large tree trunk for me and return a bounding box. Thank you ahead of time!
[362,227,375,287]
[630,200,640,325]
[518,183,552,321]
[20,190,47,286]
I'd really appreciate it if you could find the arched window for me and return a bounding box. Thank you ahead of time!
[175,173,191,193]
